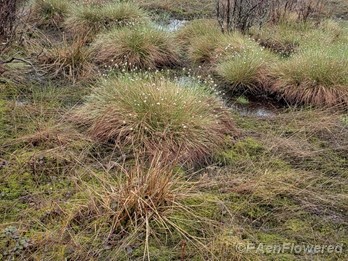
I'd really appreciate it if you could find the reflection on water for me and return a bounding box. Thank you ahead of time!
[155,19,187,32]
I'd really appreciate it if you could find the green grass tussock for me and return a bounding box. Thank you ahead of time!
[270,43,348,106]
[91,26,180,69]
[177,19,263,66]
[29,0,71,29]
[65,2,149,39]
[187,32,258,65]
[251,19,348,56]
[71,75,236,166]
[216,47,277,93]
[176,19,221,46]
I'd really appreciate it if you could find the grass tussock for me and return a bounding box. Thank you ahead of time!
[251,19,347,56]
[71,75,236,166]
[92,26,180,70]
[71,158,190,257]
[187,32,258,66]
[65,2,149,39]
[23,156,213,259]
[216,48,277,93]
[177,19,263,66]
[270,44,348,107]
[176,19,221,45]
[29,0,71,29]
[36,38,96,83]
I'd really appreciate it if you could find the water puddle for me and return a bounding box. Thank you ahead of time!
[228,96,278,118]
[155,19,187,32]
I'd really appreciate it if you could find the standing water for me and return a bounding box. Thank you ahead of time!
[155,19,187,32]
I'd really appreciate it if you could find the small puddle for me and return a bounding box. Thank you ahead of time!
[228,96,278,118]
[231,104,276,117]
[155,19,187,32]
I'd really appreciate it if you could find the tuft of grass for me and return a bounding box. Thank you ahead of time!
[29,0,71,29]
[65,2,149,39]
[71,74,236,166]
[177,19,263,66]
[176,19,221,46]
[91,26,180,70]
[270,43,348,107]
[187,32,255,65]
[68,157,193,259]
[251,19,347,56]
[216,48,277,93]
[35,38,96,83]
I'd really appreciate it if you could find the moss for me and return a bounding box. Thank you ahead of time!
[236,96,250,105]
[0,172,35,200]
[256,232,290,244]
[0,99,5,140]
[217,137,265,164]
[284,219,309,233]
[340,115,348,126]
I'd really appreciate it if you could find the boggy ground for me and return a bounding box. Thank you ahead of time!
[0,0,348,260]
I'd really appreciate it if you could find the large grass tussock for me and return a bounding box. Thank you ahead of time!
[271,44,348,106]
[72,75,236,166]
[216,48,276,93]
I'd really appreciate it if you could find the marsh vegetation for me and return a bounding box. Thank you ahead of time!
[0,0,347,260]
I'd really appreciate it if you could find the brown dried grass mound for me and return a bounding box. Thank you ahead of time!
[35,38,96,83]
[71,75,237,166]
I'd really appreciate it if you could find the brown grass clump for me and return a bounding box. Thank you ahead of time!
[27,156,205,259]
[35,38,96,83]
[71,75,237,166]
[91,26,180,70]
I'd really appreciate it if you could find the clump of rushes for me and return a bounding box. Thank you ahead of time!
[65,2,149,39]
[91,26,180,70]
[72,75,236,166]
[216,47,276,93]
[29,0,71,28]
[270,44,348,107]
[36,38,95,83]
